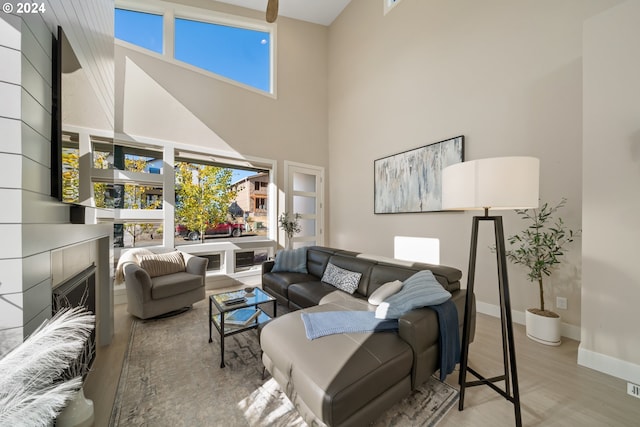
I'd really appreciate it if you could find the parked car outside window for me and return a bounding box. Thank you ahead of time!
[175,222,244,240]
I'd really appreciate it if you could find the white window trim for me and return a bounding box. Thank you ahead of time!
[116,0,277,97]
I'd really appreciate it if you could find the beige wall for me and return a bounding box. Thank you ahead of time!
[581,0,640,383]
[114,0,329,194]
[327,0,620,333]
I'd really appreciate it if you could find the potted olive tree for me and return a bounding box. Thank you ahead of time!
[505,198,580,346]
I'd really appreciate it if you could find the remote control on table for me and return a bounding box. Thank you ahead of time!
[224,297,246,305]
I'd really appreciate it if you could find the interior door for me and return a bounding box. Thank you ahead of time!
[285,162,324,248]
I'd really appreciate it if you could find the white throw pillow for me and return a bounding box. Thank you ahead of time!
[368,280,403,306]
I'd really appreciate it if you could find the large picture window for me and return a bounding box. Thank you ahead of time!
[174,157,270,246]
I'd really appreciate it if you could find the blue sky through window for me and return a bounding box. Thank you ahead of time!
[232,169,255,183]
[174,18,271,92]
[115,9,272,93]
[115,8,163,54]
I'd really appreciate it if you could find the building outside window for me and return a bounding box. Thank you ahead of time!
[230,172,269,234]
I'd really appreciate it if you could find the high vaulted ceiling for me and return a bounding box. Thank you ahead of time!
[215,0,352,26]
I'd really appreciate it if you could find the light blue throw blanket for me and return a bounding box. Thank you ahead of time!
[301,311,398,340]
[301,300,460,381]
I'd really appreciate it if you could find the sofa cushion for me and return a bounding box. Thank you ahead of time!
[139,251,185,278]
[368,280,403,305]
[375,270,451,319]
[400,261,462,292]
[325,255,374,296]
[263,271,319,302]
[306,247,335,277]
[151,271,203,299]
[272,247,308,273]
[321,263,361,294]
[289,281,342,309]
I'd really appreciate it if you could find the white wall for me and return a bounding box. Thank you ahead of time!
[0,1,114,358]
[327,0,620,333]
[48,0,115,128]
[580,0,640,384]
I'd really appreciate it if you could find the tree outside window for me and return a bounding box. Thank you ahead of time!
[174,162,238,243]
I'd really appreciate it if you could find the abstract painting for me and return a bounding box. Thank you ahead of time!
[374,136,464,213]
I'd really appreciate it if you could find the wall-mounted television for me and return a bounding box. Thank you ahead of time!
[50,26,95,215]
[50,26,63,201]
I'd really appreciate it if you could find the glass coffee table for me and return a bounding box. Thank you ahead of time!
[209,287,276,368]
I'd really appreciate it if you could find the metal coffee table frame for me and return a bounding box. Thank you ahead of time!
[209,288,276,368]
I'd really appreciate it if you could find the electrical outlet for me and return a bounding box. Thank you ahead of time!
[629,382,640,399]
[556,297,567,310]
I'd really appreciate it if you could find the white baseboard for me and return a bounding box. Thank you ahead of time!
[475,301,581,342]
[578,346,640,385]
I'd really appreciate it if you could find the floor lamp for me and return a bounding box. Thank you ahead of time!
[442,156,540,427]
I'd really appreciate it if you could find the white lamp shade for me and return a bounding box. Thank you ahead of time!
[441,156,539,210]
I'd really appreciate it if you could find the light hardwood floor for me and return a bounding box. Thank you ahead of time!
[84,301,640,426]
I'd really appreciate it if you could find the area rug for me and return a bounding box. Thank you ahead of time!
[109,299,458,427]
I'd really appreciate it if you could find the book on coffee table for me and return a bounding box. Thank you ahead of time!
[224,308,261,326]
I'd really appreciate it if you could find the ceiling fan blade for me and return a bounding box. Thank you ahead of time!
[266,0,278,23]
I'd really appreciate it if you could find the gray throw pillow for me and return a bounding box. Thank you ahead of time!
[375,270,451,319]
[321,263,362,294]
[272,247,308,273]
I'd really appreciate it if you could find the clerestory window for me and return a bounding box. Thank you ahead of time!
[115,8,163,54]
[115,4,275,94]
[174,18,271,93]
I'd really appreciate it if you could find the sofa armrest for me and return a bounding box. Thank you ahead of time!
[182,252,208,277]
[397,307,439,388]
[397,290,474,388]
[123,263,153,304]
[262,260,275,274]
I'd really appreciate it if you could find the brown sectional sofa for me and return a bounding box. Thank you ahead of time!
[260,246,475,426]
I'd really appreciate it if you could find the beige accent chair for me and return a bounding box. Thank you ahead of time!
[119,250,208,319]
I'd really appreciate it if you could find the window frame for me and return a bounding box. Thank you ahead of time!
[109,132,279,251]
[115,0,277,97]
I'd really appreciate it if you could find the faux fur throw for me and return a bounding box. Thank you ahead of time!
[114,248,154,284]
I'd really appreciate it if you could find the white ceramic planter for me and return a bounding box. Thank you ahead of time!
[525,309,561,346]
[56,386,94,427]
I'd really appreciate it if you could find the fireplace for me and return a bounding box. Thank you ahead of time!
[52,264,97,377]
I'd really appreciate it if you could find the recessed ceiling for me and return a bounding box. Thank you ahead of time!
[215,0,352,26]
